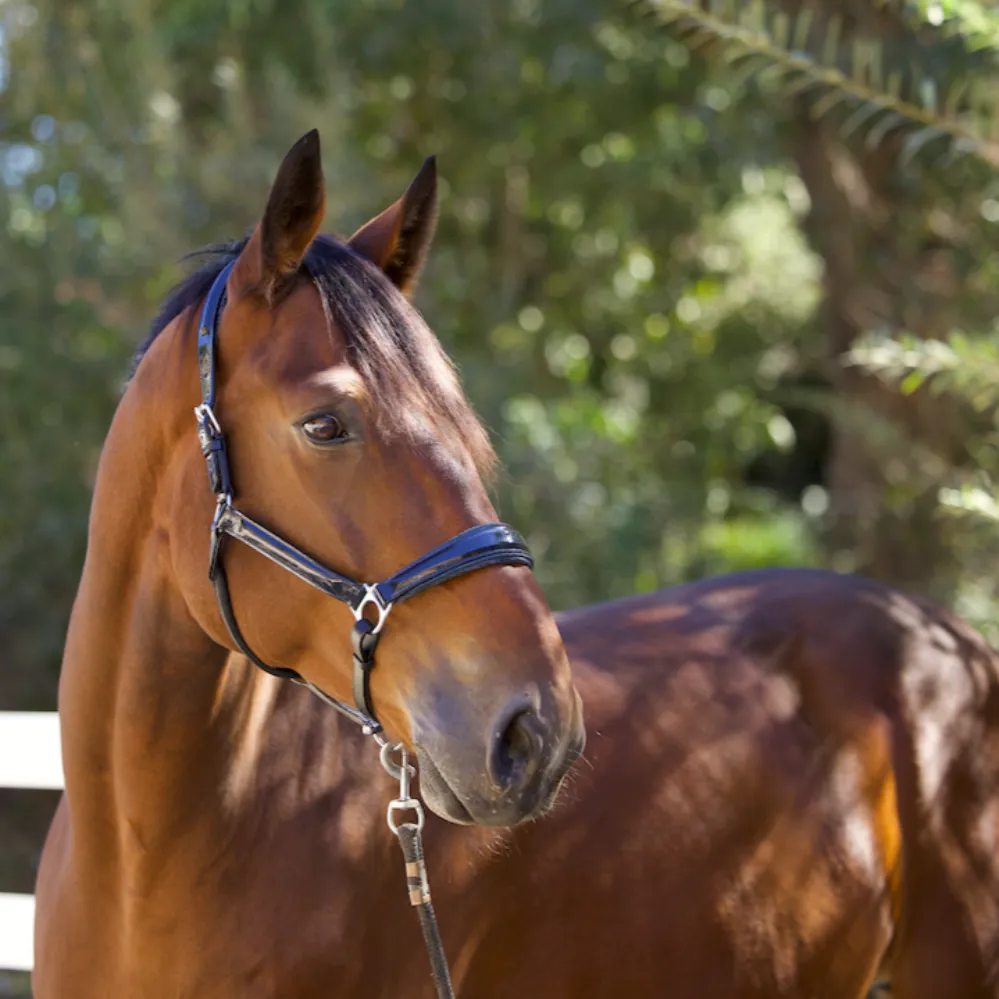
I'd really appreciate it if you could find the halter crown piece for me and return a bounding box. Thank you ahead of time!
[193,259,535,735]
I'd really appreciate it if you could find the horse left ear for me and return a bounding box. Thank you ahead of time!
[229,129,326,303]
[348,156,438,296]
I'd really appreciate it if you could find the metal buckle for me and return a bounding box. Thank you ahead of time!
[194,402,223,436]
[211,492,232,532]
[352,583,393,635]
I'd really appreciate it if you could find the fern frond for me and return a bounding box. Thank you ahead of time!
[938,483,999,523]
[848,329,999,415]
[630,0,999,170]
[849,327,999,528]
[908,0,999,52]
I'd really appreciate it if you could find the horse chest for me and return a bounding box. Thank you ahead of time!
[96,851,424,998]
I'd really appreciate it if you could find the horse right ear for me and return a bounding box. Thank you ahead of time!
[348,156,438,297]
[229,130,326,303]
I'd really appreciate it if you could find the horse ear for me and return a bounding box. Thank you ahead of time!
[231,129,326,301]
[348,156,438,296]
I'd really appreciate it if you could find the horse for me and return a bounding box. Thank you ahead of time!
[33,130,999,999]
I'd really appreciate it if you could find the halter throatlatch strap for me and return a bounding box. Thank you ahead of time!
[193,258,535,736]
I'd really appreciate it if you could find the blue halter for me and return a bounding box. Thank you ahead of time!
[193,260,534,735]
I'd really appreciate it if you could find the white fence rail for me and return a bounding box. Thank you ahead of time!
[0,713,63,791]
[0,893,36,974]
[0,711,63,973]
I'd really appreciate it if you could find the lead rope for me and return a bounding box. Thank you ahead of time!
[378,740,457,999]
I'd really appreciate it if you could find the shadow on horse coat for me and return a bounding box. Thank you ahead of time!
[33,132,999,998]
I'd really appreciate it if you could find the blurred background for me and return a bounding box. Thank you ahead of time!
[2,0,999,993]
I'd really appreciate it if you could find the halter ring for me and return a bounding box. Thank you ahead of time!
[352,584,393,635]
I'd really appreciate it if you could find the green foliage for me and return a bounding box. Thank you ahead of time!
[850,327,999,502]
[850,329,999,415]
[911,0,999,50]
[850,326,999,637]
[634,0,999,170]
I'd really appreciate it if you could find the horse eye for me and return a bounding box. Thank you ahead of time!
[301,414,348,444]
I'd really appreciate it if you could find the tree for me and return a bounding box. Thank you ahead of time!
[637,0,999,601]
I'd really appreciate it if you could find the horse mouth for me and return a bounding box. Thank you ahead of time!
[414,749,477,825]
[414,729,585,828]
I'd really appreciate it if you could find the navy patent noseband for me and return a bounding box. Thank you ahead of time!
[193,260,534,735]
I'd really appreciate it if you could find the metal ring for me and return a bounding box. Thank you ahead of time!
[351,584,393,635]
[387,797,425,835]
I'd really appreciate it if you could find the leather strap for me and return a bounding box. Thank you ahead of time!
[212,531,384,731]
[396,822,455,999]
[194,260,535,737]
[374,524,533,606]
[351,620,380,728]
[211,539,302,683]
[216,505,367,606]
[196,260,234,411]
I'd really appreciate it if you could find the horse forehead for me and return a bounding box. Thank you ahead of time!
[256,281,344,380]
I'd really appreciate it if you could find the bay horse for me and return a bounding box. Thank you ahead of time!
[34,131,999,998]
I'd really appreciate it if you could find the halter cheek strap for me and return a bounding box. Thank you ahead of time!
[193,260,534,735]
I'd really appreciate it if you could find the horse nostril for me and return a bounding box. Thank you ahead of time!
[489,707,545,794]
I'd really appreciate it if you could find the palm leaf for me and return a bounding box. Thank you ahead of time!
[629,0,999,170]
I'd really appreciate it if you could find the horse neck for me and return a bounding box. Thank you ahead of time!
[57,311,293,856]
